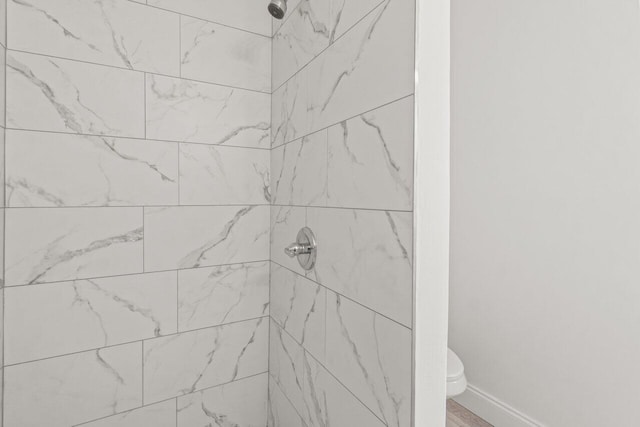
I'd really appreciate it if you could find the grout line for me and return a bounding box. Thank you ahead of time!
[4,315,270,368]
[273,92,415,150]
[272,260,412,331]
[272,320,388,427]
[7,48,272,95]
[4,259,271,290]
[140,2,272,39]
[271,0,387,95]
[72,371,268,426]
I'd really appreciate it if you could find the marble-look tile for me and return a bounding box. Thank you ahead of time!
[268,381,305,427]
[4,343,142,427]
[270,320,306,418]
[143,317,268,404]
[327,96,414,210]
[146,74,270,148]
[271,263,325,360]
[328,0,384,42]
[6,130,178,207]
[77,400,177,427]
[144,205,269,271]
[270,206,307,276]
[272,71,308,148]
[179,144,270,206]
[177,373,268,427]
[8,0,180,75]
[5,207,143,286]
[272,0,303,35]
[306,208,412,326]
[178,262,269,332]
[148,0,271,36]
[0,0,6,47]
[307,0,415,133]
[5,271,177,365]
[7,51,144,137]
[272,0,331,90]
[325,292,412,427]
[181,16,271,92]
[271,130,328,207]
[0,44,5,128]
[302,352,385,427]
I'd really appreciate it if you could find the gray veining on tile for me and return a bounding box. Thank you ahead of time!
[268,380,306,427]
[4,343,142,427]
[5,207,143,286]
[181,16,271,92]
[178,262,269,332]
[325,292,411,427]
[144,205,269,271]
[271,129,328,206]
[271,263,325,360]
[177,373,268,427]
[143,317,268,404]
[272,71,308,148]
[146,74,270,148]
[7,51,145,137]
[270,320,306,418]
[5,271,177,364]
[8,0,180,75]
[307,207,413,326]
[6,129,178,207]
[179,143,270,206]
[327,96,414,211]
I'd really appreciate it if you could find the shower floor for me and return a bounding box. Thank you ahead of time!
[446,400,493,427]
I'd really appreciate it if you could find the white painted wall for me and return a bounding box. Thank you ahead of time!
[451,1,640,426]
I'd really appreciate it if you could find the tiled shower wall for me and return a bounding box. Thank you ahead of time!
[268,0,416,426]
[2,1,272,426]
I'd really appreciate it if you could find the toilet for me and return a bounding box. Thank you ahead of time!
[447,348,468,398]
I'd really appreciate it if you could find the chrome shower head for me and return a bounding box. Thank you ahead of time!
[268,0,287,20]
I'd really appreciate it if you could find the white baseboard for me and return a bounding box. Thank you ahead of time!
[453,384,545,427]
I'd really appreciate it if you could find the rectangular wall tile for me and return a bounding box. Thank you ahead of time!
[181,16,271,92]
[329,0,383,42]
[307,0,415,133]
[8,0,180,75]
[325,292,412,427]
[270,206,307,276]
[268,381,305,427]
[146,74,270,148]
[179,144,270,206]
[148,0,271,36]
[272,70,308,148]
[177,374,268,427]
[0,44,5,127]
[269,321,306,418]
[271,263,325,360]
[7,51,145,137]
[306,208,412,326]
[6,130,178,207]
[272,0,331,90]
[143,317,268,404]
[4,343,142,427]
[5,271,177,365]
[302,352,385,427]
[144,205,269,271]
[327,96,414,210]
[178,262,269,332]
[78,400,176,427]
[271,130,328,206]
[5,207,143,286]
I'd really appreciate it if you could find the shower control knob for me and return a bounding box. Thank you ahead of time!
[284,227,317,271]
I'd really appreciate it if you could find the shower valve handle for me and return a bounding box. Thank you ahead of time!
[284,243,312,257]
[283,227,317,271]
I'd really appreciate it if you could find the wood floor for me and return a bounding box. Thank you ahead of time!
[446,400,493,427]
